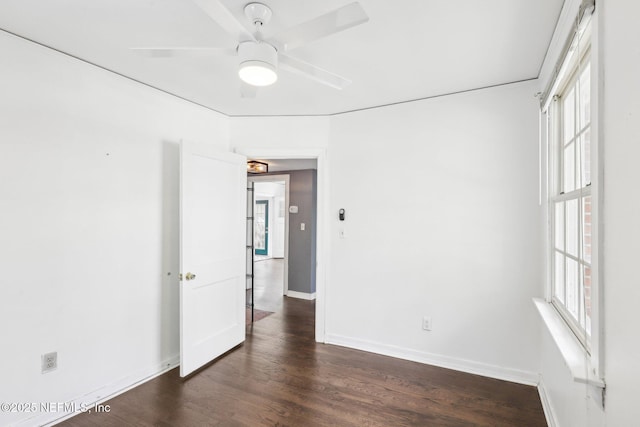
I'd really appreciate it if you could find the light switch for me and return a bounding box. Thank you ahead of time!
[300,223,305,231]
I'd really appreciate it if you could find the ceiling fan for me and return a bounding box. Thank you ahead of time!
[133,1,369,98]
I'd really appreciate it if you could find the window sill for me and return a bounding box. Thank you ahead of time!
[533,298,605,389]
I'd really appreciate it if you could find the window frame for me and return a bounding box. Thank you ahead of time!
[548,26,595,352]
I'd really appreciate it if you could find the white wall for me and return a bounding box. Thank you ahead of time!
[230,116,330,152]
[539,326,604,426]
[326,81,543,383]
[601,0,640,425]
[0,31,229,426]
[229,82,544,383]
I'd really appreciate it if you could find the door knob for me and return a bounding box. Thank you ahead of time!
[185,272,196,281]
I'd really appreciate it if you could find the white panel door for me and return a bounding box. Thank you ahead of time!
[180,140,246,377]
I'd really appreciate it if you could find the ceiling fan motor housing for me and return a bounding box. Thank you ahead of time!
[238,41,278,86]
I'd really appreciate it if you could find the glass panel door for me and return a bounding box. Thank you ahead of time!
[254,200,269,256]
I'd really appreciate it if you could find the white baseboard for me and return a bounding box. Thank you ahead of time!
[286,290,316,300]
[13,355,180,427]
[537,376,558,427]
[325,333,539,386]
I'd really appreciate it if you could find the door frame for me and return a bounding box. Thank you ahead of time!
[249,174,290,297]
[236,148,327,343]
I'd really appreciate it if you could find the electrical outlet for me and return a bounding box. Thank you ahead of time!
[41,352,57,373]
[422,317,432,331]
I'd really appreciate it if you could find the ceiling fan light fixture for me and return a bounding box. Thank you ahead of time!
[238,42,278,87]
[239,61,277,86]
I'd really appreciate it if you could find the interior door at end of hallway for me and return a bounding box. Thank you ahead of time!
[254,199,268,256]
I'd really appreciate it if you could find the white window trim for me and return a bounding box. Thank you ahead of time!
[534,298,604,388]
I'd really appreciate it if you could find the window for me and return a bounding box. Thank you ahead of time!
[549,33,593,349]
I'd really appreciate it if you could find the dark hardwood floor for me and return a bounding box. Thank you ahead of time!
[60,298,547,426]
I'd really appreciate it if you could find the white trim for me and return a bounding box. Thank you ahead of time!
[538,109,543,206]
[13,355,180,427]
[325,334,539,386]
[539,0,582,88]
[249,174,290,296]
[234,147,327,343]
[286,290,316,300]
[533,298,604,388]
[544,110,553,300]
[537,377,559,427]
[539,0,593,108]
[590,6,604,381]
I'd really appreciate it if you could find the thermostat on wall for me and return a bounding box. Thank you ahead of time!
[289,206,299,214]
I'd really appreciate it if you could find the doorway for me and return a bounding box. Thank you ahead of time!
[248,175,290,314]
[239,150,326,342]
[248,164,319,317]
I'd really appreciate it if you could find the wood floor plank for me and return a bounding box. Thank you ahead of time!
[60,298,546,426]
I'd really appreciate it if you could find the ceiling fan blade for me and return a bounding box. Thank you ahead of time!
[240,81,258,98]
[268,2,368,52]
[279,54,351,90]
[131,47,235,58]
[191,0,255,42]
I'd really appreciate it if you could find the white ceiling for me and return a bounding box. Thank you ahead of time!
[0,0,563,116]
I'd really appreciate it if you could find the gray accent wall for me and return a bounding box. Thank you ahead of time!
[274,169,317,295]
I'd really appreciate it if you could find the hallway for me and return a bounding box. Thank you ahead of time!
[252,258,285,313]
